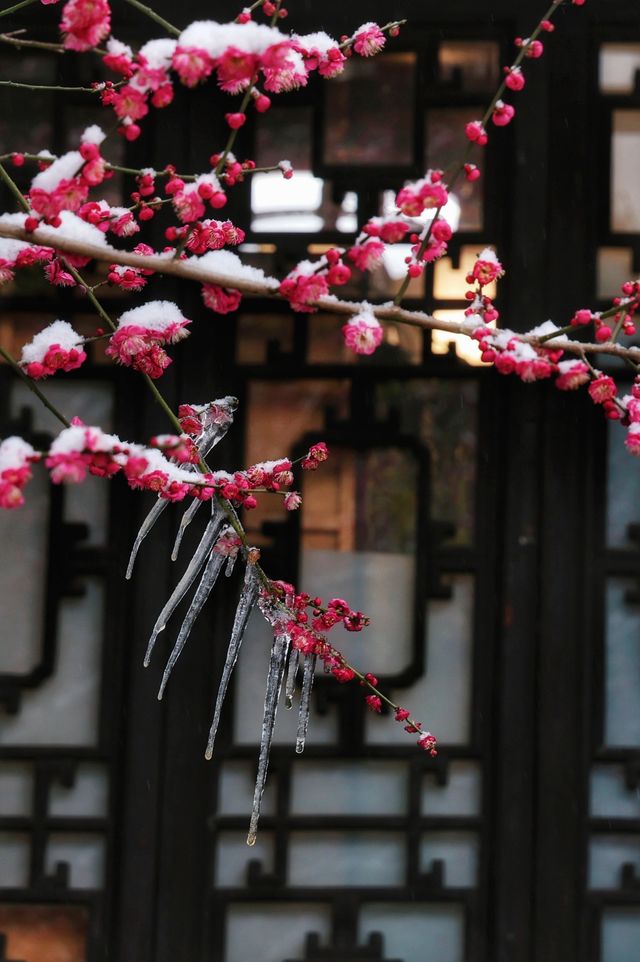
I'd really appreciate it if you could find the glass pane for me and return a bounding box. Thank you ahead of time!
[600,44,640,94]
[367,576,474,746]
[48,764,108,817]
[1,581,105,746]
[375,380,478,547]
[300,446,418,676]
[420,832,479,887]
[591,765,640,818]
[598,247,634,300]
[606,415,640,548]
[360,904,465,962]
[251,172,356,233]
[426,109,485,231]
[290,761,406,816]
[0,467,48,674]
[236,313,294,364]
[225,904,329,962]
[215,832,274,887]
[590,835,640,888]
[243,379,350,547]
[288,832,405,886]
[323,54,416,166]
[602,909,640,962]
[255,106,313,169]
[0,905,88,962]
[0,834,30,886]
[45,834,105,889]
[604,579,640,747]
[438,41,500,92]
[422,761,482,816]
[0,763,32,816]
[611,111,640,232]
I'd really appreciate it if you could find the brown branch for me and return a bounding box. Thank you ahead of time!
[0,220,638,364]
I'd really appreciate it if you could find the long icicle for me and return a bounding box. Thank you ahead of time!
[247,633,290,846]
[126,496,167,580]
[171,497,203,561]
[295,654,316,754]
[157,547,227,699]
[204,566,259,759]
[284,647,299,710]
[143,502,224,667]
[126,397,236,578]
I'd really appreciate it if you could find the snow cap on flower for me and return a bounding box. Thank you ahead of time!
[30,151,83,192]
[20,319,86,379]
[139,38,178,69]
[81,125,107,145]
[115,300,191,341]
[0,436,37,472]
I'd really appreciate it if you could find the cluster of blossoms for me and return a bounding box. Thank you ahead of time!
[104,300,191,378]
[24,126,113,228]
[279,251,351,312]
[1,416,329,512]
[48,8,398,140]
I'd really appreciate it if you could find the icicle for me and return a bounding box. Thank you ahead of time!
[126,397,237,577]
[143,502,224,667]
[204,566,259,759]
[284,647,299,710]
[225,553,237,577]
[295,654,316,754]
[171,497,203,561]
[247,633,290,846]
[125,496,167,580]
[157,547,226,699]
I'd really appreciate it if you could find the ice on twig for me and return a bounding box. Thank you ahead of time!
[284,647,299,710]
[246,633,290,846]
[126,496,167,580]
[157,547,226,700]
[126,396,236,577]
[143,502,224,667]
[205,566,259,760]
[296,654,316,754]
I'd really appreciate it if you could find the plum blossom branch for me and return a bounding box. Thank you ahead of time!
[0,219,637,363]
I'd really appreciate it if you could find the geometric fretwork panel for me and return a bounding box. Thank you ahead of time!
[0,375,118,962]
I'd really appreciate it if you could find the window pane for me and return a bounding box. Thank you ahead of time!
[600,44,640,94]
[604,579,640,747]
[438,41,500,92]
[597,247,633,300]
[323,54,416,166]
[611,110,640,232]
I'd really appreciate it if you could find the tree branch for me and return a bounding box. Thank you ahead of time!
[0,220,637,364]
